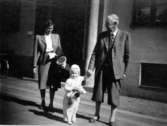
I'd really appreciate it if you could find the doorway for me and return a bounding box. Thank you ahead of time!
[35,0,89,72]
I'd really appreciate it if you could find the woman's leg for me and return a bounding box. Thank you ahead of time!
[40,89,46,109]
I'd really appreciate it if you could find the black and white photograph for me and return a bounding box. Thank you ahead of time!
[0,0,167,126]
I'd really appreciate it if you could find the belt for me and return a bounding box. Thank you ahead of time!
[46,50,54,53]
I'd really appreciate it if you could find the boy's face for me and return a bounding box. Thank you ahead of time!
[56,56,67,68]
[60,62,66,68]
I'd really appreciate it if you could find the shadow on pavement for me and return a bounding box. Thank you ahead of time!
[0,93,40,108]
[29,109,65,123]
[44,107,90,121]
[0,93,93,123]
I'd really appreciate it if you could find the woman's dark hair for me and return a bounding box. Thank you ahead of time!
[35,19,54,35]
[44,19,54,29]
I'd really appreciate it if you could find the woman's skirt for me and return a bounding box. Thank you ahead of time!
[38,62,51,89]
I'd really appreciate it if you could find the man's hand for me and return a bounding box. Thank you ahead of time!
[122,73,127,78]
[86,69,93,77]
[33,67,37,74]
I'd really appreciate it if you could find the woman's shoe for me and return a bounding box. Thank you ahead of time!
[89,115,100,123]
[40,100,46,110]
[48,104,54,111]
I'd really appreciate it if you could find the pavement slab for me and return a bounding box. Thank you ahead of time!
[0,76,167,126]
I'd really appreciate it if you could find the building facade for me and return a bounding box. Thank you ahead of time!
[0,0,167,102]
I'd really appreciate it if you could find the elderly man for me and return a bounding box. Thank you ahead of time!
[87,14,131,126]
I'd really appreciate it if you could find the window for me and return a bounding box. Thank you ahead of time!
[139,63,167,90]
[0,0,21,33]
[131,0,167,28]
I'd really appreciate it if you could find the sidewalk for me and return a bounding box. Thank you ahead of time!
[0,76,167,125]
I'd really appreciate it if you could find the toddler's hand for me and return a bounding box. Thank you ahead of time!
[79,86,87,94]
[86,69,93,77]
[82,89,87,94]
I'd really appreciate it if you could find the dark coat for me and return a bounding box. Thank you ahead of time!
[88,29,131,104]
[88,29,131,79]
[48,62,70,90]
[33,33,63,89]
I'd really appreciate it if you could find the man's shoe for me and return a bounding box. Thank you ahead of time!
[48,104,54,112]
[89,115,100,123]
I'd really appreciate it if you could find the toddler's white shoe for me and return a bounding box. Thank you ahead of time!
[67,121,72,125]
[72,116,77,123]
[72,120,77,123]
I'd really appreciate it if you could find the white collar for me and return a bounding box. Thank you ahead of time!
[112,29,118,37]
[44,34,51,37]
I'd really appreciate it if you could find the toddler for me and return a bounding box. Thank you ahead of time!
[63,64,86,124]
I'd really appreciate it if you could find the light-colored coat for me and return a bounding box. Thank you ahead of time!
[33,34,62,66]
[33,33,63,89]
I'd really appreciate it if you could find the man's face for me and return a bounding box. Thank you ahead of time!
[45,25,54,35]
[106,19,118,33]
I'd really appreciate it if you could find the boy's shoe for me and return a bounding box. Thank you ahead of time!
[108,121,116,126]
[72,117,77,123]
[89,115,100,123]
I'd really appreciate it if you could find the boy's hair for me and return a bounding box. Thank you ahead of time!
[70,64,80,75]
[56,56,67,65]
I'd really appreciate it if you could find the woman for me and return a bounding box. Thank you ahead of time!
[33,19,63,110]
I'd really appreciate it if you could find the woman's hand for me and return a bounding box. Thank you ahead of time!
[33,66,37,74]
[48,52,57,59]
